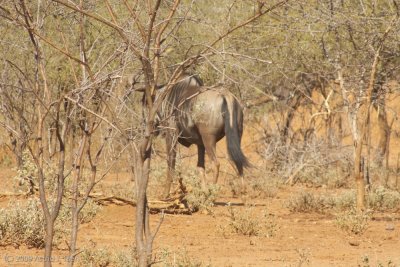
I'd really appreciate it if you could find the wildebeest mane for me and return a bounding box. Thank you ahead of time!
[161,74,203,118]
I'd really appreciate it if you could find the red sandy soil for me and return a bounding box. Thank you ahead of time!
[0,182,399,267]
[1,98,400,266]
[1,136,400,267]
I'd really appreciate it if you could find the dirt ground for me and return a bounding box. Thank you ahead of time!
[79,187,400,267]
[0,180,399,267]
[0,121,400,267]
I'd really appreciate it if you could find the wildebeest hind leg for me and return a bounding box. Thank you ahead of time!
[202,134,220,184]
[197,144,206,189]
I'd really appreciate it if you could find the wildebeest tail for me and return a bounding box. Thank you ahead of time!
[222,96,250,176]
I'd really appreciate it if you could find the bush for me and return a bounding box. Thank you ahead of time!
[13,151,38,194]
[78,246,209,267]
[334,190,356,210]
[59,198,102,225]
[4,149,101,249]
[0,197,101,249]
[14,150,57,194]
[228,175,280,199]
[180,168,219,212]
[78,246,138,267]
[112,246,137,267]
[79,247,113,267]
[156,248,209,267]
[224,206,278,237]
[0,199,45,248]
[286,192,335,213]
[262,132,352,188]
[287,188,400,215]
[367,186,400,211]
[335,209,370,235]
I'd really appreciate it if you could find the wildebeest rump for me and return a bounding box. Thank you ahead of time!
[157,74,249,197]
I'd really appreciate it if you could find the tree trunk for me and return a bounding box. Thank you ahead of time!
[376,104,390,167]
[282,95,301,145]
[354,142,366,210]
[44,220,55,267]
[68,207,79,266]
[133,140,153,267]
[68,133,87,266]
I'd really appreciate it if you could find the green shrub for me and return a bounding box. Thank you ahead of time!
[78,246,138,267]
[0,197,101,249]
[367,186,400,211]
[334,190,356,210]
[335,209,370,235]
[79,247,113,267]
[181,168,219,212]
[0,199,45,248]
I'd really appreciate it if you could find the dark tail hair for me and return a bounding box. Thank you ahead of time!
[222,97,250,176]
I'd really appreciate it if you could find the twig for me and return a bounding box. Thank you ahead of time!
[285,162,307,186]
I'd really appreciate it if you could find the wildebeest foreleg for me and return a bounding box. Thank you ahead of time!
[163,133,177,198]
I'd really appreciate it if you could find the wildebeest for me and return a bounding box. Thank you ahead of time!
[156,74,250,198]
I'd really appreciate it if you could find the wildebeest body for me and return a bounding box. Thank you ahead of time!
[158,75,249,197]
